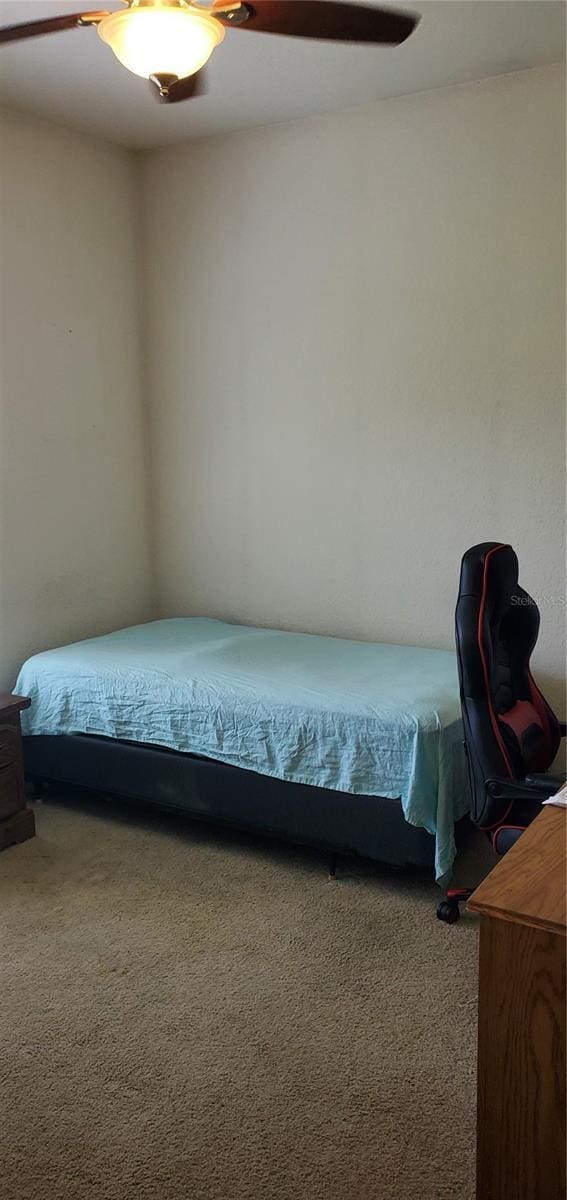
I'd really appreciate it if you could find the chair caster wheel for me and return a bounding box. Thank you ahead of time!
[437,900,460,924]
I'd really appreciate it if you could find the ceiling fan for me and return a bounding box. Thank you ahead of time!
[0,0,420,104]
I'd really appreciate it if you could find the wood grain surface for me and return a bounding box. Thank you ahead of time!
[469,805,566,935]
[476,916,566,1200]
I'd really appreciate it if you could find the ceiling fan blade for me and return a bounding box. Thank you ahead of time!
[149,68,208,104]
[0,11,106,44]
[216,1,418,44]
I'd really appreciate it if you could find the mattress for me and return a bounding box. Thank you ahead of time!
[16,618,470,879]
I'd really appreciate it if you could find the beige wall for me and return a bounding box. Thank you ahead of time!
[141,65,566,713]
[0,110,152,688]
[2,67,565,715]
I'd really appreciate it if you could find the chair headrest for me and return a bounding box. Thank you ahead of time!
[458,542,519,622]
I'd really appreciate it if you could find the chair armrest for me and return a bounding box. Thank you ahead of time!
[559,722,567,738]
[487,775,563,801]
[525,772,566,793]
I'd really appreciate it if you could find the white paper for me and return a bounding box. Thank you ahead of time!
[542,783,567,807]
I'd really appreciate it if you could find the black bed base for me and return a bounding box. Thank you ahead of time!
[23,734,436,871]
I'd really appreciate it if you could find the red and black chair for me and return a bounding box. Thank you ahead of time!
[437,542,566,924]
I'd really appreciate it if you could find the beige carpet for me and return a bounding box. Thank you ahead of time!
[0,796,489,1200]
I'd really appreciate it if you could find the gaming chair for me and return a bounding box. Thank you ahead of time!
[437,542,566,924]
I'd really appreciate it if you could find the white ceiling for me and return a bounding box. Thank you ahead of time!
[0,0,564,148]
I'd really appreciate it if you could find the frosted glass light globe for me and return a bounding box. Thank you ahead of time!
[97,4,224,81]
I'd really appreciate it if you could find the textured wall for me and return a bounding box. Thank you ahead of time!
[141,66,565,713]
[0,110,152,688]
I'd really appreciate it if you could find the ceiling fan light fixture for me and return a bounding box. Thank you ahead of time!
[97,3,224,81]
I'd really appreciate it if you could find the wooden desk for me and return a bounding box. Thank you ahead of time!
[469,805,566,1200]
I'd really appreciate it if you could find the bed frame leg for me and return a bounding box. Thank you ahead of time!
[328,852,338,880]
[26,776,44,803]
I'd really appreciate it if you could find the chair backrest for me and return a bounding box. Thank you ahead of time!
[455,542,560,828]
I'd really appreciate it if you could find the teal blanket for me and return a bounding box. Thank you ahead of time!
[16,618,469,880]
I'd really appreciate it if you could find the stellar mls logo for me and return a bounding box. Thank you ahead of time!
[511,594,564,607]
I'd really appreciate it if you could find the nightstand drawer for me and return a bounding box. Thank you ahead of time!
[0,723,20,769]
[0,763,23,820]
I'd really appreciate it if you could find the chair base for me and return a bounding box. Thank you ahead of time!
[436,888,474,924]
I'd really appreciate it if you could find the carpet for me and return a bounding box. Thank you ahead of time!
[0,796,487,1200]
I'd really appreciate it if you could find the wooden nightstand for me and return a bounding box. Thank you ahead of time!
[0,693,35,851]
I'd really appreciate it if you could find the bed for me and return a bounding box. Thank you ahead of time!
[16,618,470,881]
